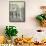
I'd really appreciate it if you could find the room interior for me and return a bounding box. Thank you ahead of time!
[0,0,46,46]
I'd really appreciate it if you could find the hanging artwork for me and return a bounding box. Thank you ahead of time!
[9,1,25,22]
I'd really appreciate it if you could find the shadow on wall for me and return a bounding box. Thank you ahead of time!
[29,16,40,27]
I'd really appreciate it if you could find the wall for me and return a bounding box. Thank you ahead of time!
[0,0,46,41]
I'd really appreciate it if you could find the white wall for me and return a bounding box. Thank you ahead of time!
[0,0,46,39]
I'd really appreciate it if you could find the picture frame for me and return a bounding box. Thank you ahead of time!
[9,1,25,22]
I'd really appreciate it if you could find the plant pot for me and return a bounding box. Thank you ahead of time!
[41,20,46,27]
[7,39,12,44]
[11,36,17,44]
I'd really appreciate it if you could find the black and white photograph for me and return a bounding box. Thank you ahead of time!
[9,1,25,22]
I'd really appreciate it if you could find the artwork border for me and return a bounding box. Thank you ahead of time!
[9,1,25,22]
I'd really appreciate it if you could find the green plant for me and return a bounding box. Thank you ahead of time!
[36,14,46,21]
[5,26,18,39]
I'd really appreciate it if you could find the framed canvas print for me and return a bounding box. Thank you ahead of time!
[9,1,25,22]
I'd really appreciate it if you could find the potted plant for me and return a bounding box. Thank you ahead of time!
[5,26,18,43]
[36,14,46,27]
[36,6,46,27]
